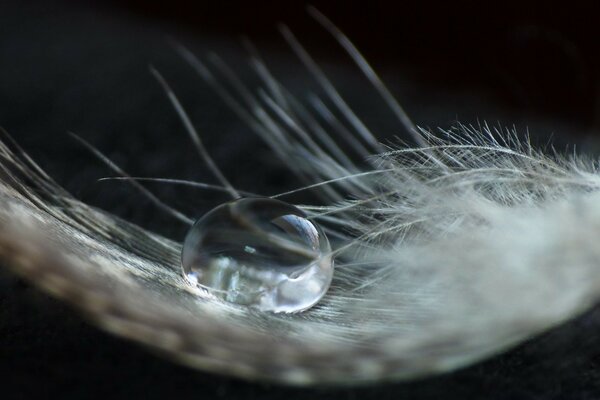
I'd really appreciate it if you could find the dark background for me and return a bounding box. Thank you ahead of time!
[1,1,600,398]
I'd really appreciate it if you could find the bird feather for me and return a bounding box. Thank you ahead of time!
[1,14,600,386]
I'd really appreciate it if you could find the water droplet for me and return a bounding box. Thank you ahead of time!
[182,198,334,313]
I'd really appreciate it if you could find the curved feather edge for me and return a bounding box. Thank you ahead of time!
[2,34,600,383]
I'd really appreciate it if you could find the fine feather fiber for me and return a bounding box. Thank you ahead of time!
[2,11,600,386]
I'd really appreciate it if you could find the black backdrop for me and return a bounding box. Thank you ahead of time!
[1,1,600,398]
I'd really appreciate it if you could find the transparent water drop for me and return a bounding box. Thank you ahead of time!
[182,198,334,313]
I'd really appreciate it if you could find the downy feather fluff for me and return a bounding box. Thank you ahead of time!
[1,8,600,385]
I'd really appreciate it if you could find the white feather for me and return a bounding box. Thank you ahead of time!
[1,16,600,386]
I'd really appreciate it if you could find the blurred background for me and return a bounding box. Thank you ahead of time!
[1,1,600,398]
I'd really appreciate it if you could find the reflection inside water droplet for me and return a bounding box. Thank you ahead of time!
[181,198,334,313]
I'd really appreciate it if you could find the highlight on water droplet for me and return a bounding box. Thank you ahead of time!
[181,198,334,313]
